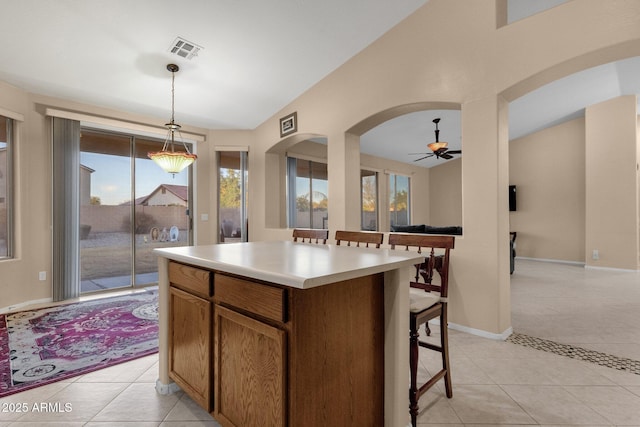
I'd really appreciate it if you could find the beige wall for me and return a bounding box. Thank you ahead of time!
[0,81,51,310]
[509,118,586,262]
[429,158,462,227]
[585,96,639,269]
[2,0,640,335]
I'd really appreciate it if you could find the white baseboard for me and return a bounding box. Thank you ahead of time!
[430,318,513,341]
[0,297,53,314]
[449,322,513,341]
[515,256,584,266]
[584,265,640,273]
[518,256,640,273]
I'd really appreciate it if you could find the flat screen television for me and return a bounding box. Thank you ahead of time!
[509,185,517,211]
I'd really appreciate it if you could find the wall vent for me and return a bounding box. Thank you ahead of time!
[168,37,203,60]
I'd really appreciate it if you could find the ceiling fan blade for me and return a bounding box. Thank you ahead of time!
[440,153,453,159]
[413,154,434,161]
[446,150,462,154]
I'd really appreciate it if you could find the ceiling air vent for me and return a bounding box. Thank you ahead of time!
[168,37,203,60]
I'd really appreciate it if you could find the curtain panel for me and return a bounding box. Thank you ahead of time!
[52,117,81,301]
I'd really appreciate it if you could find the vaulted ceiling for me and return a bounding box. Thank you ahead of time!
[1,0,638,168]
[0,0,427,129]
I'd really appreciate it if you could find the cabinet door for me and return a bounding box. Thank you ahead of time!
[169,286,212,411]
[214,305,286,427]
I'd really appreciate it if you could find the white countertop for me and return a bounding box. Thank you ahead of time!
[155,241,424,289]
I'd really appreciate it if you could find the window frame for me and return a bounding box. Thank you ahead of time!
[0,115,14,260]
[361,169,378,231]
[217,149,249,243]
[286,156,328,229]
[388,172,411,229]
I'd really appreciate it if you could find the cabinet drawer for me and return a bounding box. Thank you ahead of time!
[169,262,211,297]
[215,274,287,323]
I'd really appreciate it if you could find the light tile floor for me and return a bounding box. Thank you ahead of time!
[511,259,640,361]
[1,258,639,426]
[0,354,221,426]
[416,258,640,426]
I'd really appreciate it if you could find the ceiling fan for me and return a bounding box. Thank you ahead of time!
[410,118,461,161]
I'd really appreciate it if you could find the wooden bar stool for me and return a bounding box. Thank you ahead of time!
[292,228,329,244]
[334,230,384,248]
[388,233,455,427]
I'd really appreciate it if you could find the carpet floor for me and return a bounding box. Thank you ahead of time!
[0,288,158,398]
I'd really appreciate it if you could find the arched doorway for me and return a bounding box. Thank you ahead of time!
[346,102,462,232]
[505,55,640,360]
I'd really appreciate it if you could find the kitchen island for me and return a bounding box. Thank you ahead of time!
[154,241,423,427]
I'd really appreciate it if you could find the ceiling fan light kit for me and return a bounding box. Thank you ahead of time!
[427,141,448,152]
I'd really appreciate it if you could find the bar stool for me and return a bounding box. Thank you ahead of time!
[334,230,384,248]
[292,228,329,244]
[388,233,455,427]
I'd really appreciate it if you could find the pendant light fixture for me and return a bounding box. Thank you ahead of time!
[148,63,197,176]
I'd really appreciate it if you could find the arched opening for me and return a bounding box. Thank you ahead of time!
[346,102,463,233]
[505,54,640,361]
[264,133,328,229]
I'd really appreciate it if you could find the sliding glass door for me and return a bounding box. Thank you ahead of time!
[79,131,133,292]
[79,129,192,293]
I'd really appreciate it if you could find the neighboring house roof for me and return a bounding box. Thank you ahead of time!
[118,184,188,206]
[160,184,188,202]
[137,184,188,206]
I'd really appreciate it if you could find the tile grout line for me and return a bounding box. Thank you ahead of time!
[507,332,640,375]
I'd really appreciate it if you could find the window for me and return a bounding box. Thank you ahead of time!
[287,157,328,229]
[0,115,13,259]
[361,170,378,231]
[389,173,410,228]
[218,150,248,243]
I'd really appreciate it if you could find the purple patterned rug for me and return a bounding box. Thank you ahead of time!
[0,289,158,398]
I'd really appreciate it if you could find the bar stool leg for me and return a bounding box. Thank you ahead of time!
[441,308,453,398]
[409,320,420,427]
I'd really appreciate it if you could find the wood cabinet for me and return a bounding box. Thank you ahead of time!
[213,273,287,426]
[214,305,286,427]
[168,261,385,427]
[168,262,213,411]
